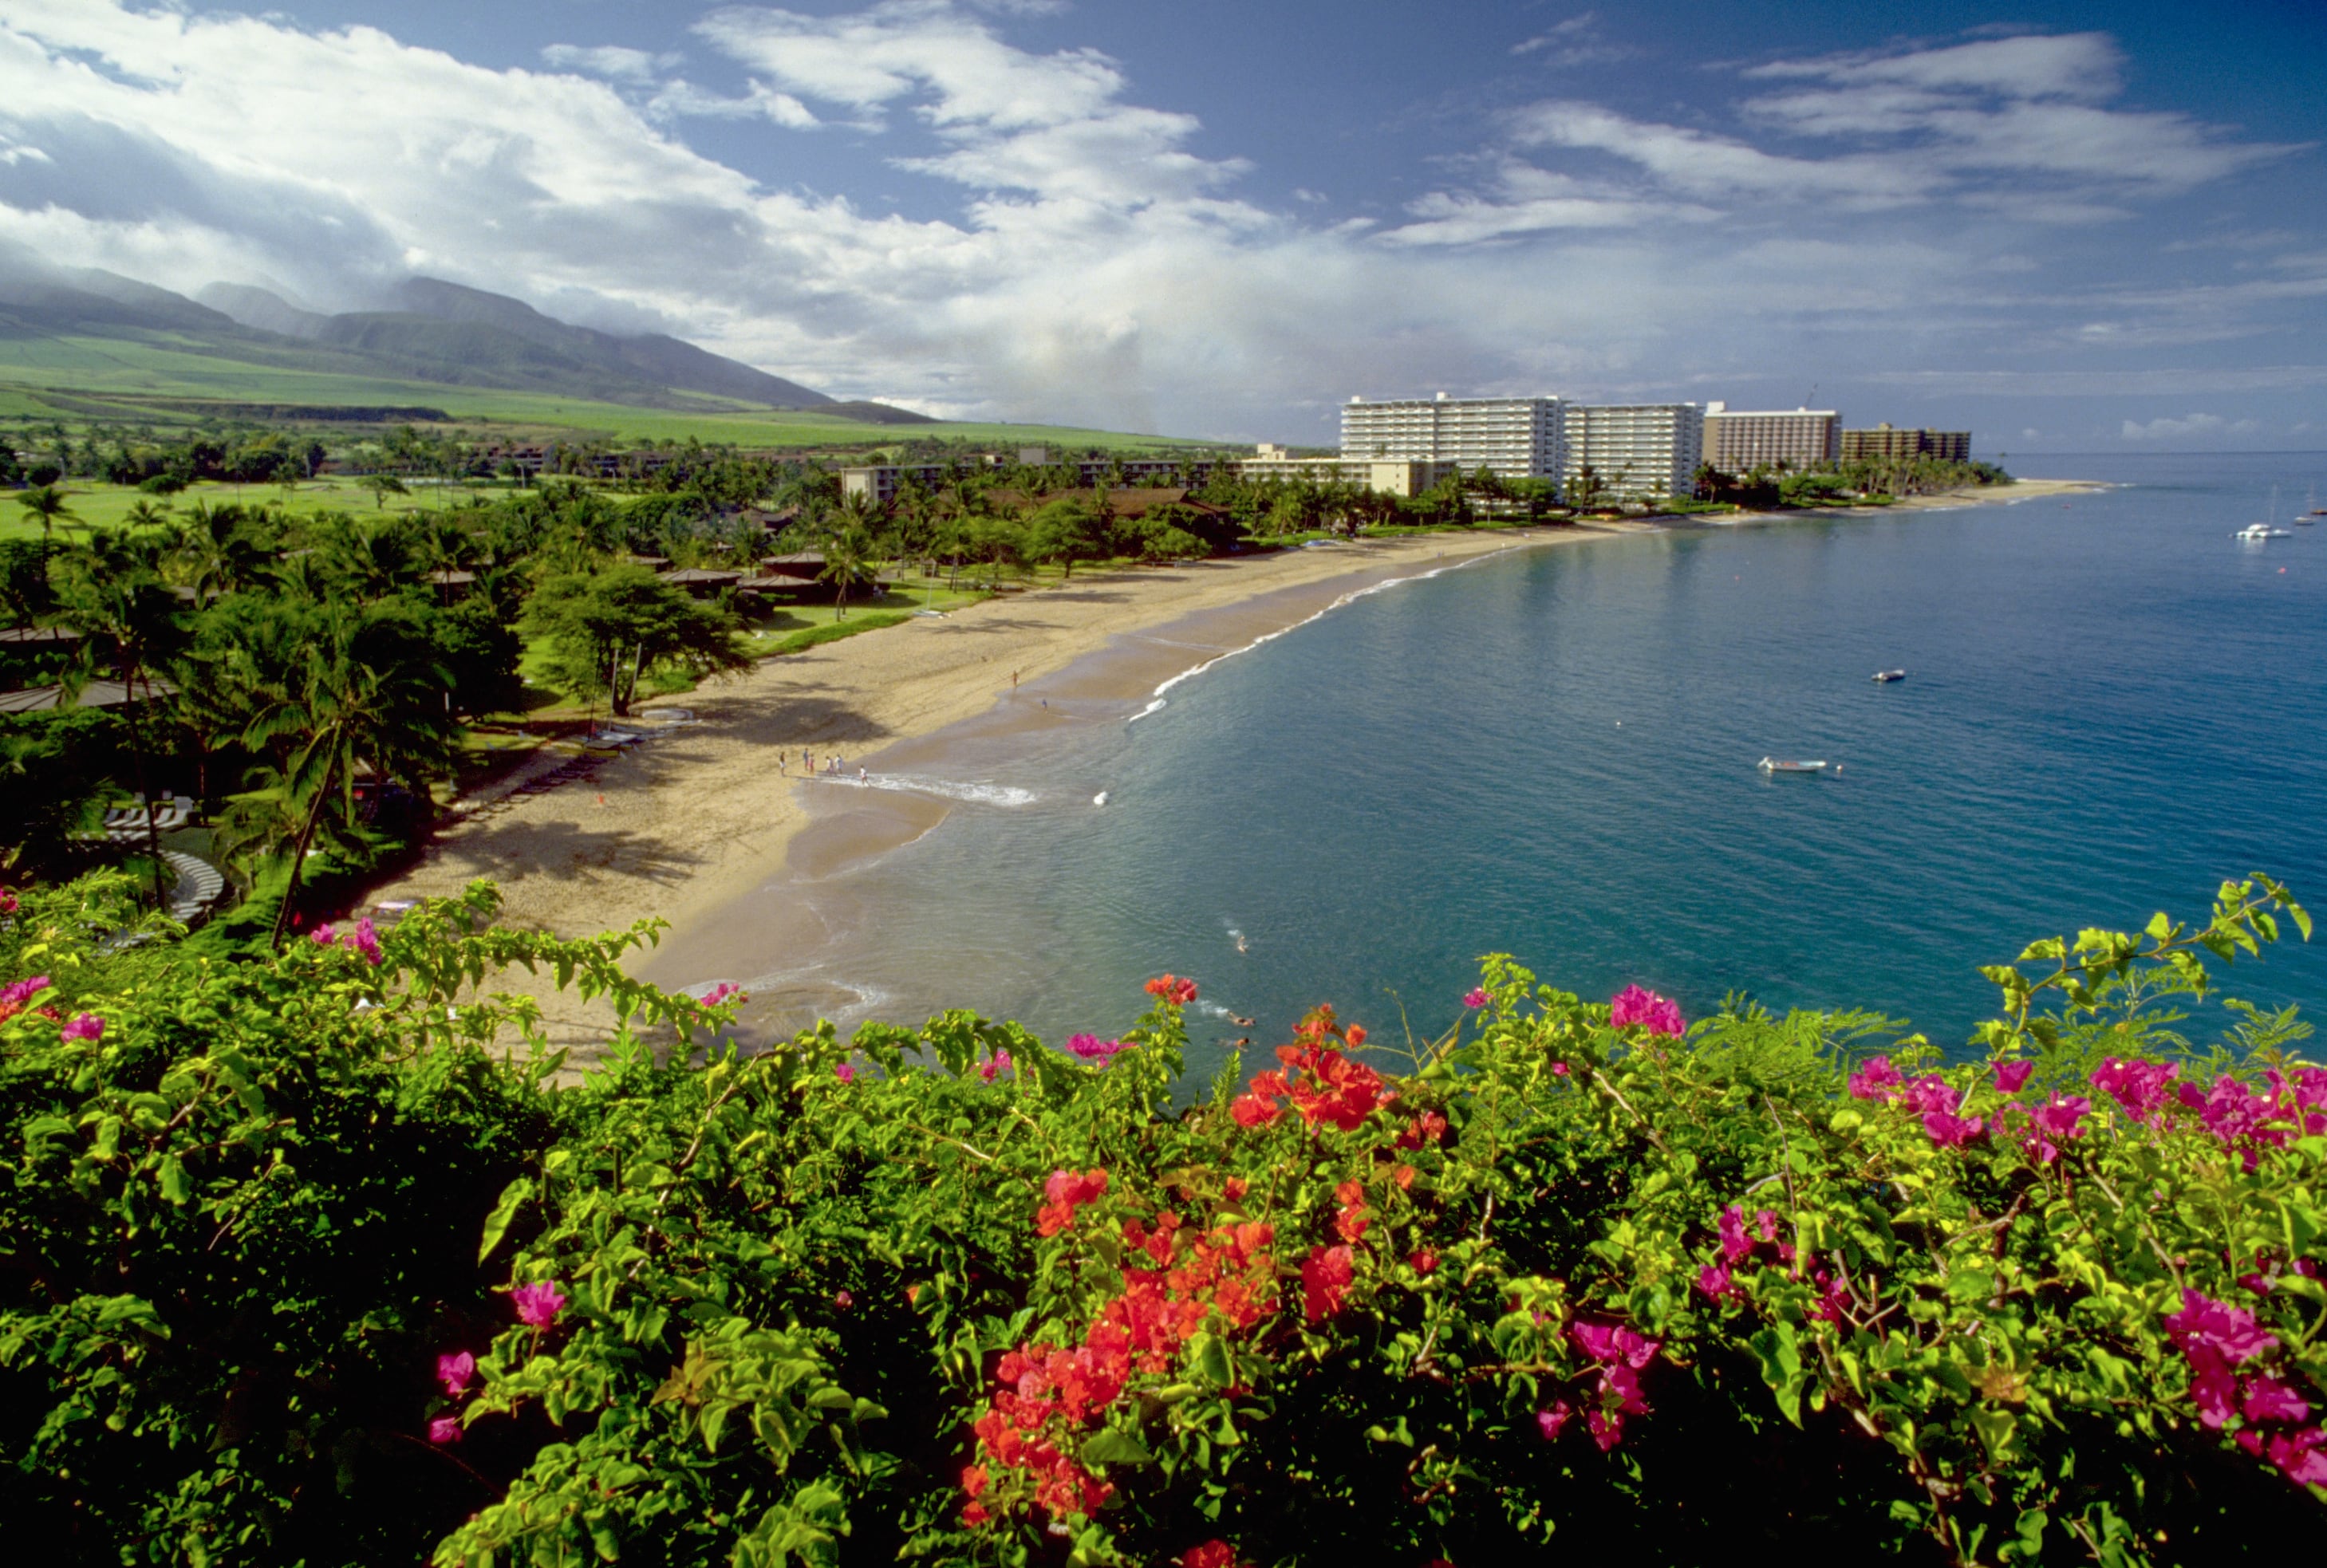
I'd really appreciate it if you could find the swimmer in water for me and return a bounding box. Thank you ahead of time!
[1233,1037,1251,1049]
[1231,1014,1255,1028]
[1235,933,1249,953]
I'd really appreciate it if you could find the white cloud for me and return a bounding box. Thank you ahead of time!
[541,45,679,82]
[0,2,2311,441]
[1511,13,1636,69]
[2119,412,2258,441]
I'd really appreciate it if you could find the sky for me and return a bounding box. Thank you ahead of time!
[0,1,2321,449]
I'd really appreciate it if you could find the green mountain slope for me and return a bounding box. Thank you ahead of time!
[0,248,933,421]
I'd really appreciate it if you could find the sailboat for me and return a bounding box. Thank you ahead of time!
[2301,485,2320,523]
[2240,488,2294,540]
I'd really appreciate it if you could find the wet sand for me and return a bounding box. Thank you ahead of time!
[378,482,2095,1058]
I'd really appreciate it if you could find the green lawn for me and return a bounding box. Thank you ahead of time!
[0,475,517,541]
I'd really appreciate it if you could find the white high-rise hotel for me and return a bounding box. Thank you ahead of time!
[1339,393,1703,500]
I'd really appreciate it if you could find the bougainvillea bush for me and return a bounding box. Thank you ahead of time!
[2,873,2322,1566]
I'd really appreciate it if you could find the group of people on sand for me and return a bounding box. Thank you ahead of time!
[777,751,867,783]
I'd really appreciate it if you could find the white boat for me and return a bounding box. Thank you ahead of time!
[1759,758,1831,774]
[1871,668,1907,683]
[2236,523,2292,541]
[1092,790,1109,806]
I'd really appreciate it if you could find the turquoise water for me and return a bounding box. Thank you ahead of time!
[798,454,2327,1072]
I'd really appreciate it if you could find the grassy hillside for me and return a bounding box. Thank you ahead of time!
[0,334,1189,453]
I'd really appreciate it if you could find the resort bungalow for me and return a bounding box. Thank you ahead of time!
[659,568,743,597]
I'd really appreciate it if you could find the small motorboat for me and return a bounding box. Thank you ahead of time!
[1871,668,1907,683]
[2236,523,2292,541]
[1759,758,1831,774]
[1092,790,1109,806]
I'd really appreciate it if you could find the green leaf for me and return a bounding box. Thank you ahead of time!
[1077,1428,1152,1468]
[1748,1323,1804,1426]
[477,1176,530,1264]
[157,1155,191,1205]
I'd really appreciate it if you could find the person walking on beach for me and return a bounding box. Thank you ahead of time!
[858,766,868,784]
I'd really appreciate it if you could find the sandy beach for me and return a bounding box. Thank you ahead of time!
[375,479,2099,1054]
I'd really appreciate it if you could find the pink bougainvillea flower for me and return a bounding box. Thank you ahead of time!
[1847,1055,1903,1100]
[1536,1401,1573,1440]
[1992,1060,2033,1093]
[60,1012,103,1043]
[1587,1408,1627,1452]
[700,982,745,1008]
[978,1050,1013,1083]
[345,917,383,966]
[1607,986,1684,1037]
[1300,1244,1355,1322]
[1572,1320,1660,1370]
[436,1351,475,1397]
[834,1062,855,1083]
[2185,1344,2239,1429]
[2242,1374,2313,1425]
[1463,987,1489,1010]
[2163,1288,2278,1365]
[1718,1206,1752,1264]
[310,924,336,946]
[428,1416,463,1445]
[2266,1428,2327,1487]
[511,1281,567,1327]
[2090,1056,2179,1122]
[1696,1261,1738,1301]
[0,888,16,915]
[1923,1109,1986,1148]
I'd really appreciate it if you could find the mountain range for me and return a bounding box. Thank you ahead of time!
[0,245,928,424]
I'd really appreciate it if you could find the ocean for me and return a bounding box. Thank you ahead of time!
[702,453,2327,1076]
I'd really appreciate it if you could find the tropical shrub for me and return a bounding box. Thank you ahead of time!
[0,873,2320,1566]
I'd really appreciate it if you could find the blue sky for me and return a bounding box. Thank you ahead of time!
[1,1,2321,448]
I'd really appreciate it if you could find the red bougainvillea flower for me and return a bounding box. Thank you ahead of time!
[60,1012,103,1043]
[1145,974,1198,1006]
[0,888,16,915]
[834,1062,855,1083]
[1035,1168,1110,1237]
[1395,1110,1448,1148]
[1410,1248,1439,1275]
[436,1351,475,1397]
[428,1416,463,1445]
[1992,1059,2033,1093]
[1179,1542,1242,1568]
[1300,1245,1355,1322]
[1223,1176,1248,1201]
[511,1281,567,1326]
[2091,1056,2179,1122]
[1462,987,1488,1009]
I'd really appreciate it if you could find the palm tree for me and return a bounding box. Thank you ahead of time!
[819,514,878,618]
[14,485,75,548]
[362,474,410,511]
[242,604,458,947]
[49,530,187,908]
[174,502,266,600]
